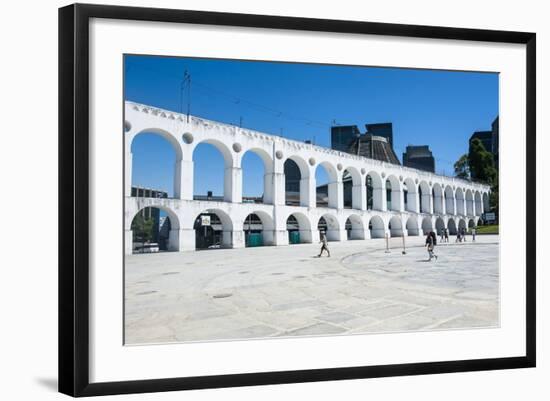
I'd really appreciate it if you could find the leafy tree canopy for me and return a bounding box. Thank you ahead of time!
[454,154,470,180]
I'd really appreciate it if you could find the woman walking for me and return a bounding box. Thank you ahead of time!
[425,230,438,261]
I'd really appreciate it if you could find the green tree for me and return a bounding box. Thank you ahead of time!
[454,138,499,217]
[454,154,470,179]
[468,138,497,185]
[131,213,155,244]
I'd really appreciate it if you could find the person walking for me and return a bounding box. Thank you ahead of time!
[425,230,438,261]
[462,227,467,242]
[440,229,445,243]
[318,232,330,257]
[471,227,476,242]
[444,228,449,243]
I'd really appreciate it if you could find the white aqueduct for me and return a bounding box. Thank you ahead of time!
[124,101,491,255]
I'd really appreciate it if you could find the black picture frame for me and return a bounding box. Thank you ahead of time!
[59,3,536,397]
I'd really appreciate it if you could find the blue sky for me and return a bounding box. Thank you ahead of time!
[125,55,498,198]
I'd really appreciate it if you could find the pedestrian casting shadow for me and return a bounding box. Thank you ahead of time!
[35,377,57,392]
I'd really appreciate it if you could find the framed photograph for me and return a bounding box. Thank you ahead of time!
[58,3,536,397]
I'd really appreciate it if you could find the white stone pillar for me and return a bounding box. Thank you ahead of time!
[263,173,274,204]
[328,179,343,209]
[224,167,242,203]
[301,177,315,208]
[458,196,466,216]
[125,229,133,255]
[421,191,432,214]
[408,191,420,213]
[271,172,286,206]
[125,152,133,197]
[373,185,385,211]
[433,193,443,214]
[301,229,317,244]
[452,196,457,215]
[272,229,289,246]
[168,228,195,252]
[352,184,367,210]
[392,188,404,212]
[175,159,193,200]
[224,230,245,248]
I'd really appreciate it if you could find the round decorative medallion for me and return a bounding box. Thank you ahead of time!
[182,133,194,144]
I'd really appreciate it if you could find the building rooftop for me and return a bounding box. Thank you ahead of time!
[347,134,401,165]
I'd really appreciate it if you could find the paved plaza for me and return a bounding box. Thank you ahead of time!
[124,235,499,345]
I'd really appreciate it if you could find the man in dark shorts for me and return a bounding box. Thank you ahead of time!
[318,232,330,257]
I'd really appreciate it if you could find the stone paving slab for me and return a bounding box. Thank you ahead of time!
[125,235,499,344]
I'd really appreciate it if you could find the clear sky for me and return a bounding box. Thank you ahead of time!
[125,55,498,198]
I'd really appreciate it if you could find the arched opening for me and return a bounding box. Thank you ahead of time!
[418,181,431,213]
[342,169,353,209]
[388,216,403,237]
[421,216,433,235]
[386,175,402,211]
[343,167,362,210]
[345,214,365,240]
[447,218,458,235]
[468,219,476,229]
[435,217,445,236]
[444,186,455,215]
[403,178,418,213]
[131,131,180,198]
[194,209,233,250]
[366,171,383,210]
[243,211,274,247]
[284,156,309,206]
[243,214,260,247]
[466,189,474,216]
[456,188,465,215]
[458,218,467,232]
[474,191,483,216]
[130,206,179,253]
[369,216,385,238]
[315,161,338,208]
[318,214,341,241]
[241,149,272,204]
[193,140,232,202]
[433,184,444,214]
[286,213,313,244]
[406,216,419,236]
